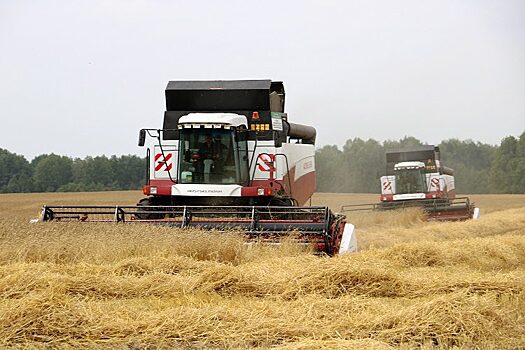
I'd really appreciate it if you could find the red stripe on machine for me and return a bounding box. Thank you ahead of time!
[257,154,275,172]
[155,153,173,171]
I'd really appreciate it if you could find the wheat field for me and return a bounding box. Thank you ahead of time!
[0,191,524,349]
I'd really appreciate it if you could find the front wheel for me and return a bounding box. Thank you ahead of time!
[268,197,296,207]
[135,197,165,220]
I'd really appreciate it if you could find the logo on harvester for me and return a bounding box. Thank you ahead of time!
[155,153,173,171]
[257,154,275,172]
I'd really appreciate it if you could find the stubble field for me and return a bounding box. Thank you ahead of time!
[0,191,524,349]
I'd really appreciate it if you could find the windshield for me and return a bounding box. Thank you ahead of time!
[178,128,248,185]
[395,169,427,194]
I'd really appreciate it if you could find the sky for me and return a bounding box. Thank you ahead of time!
[1,0,524,160]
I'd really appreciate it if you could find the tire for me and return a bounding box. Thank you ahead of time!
[136,197,165,220]
[268,197,296,207]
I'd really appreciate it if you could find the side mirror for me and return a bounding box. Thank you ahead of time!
[138,129,146,146]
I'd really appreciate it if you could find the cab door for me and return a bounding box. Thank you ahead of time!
[235,130,250,185]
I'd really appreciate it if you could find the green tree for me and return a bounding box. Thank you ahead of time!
[439,139,495,193]
[514,132,525,193]
[0,148,33,193]
[5,172,33,193]
[32,154,73,192]
[490,136,519,193]
[315,145,344,192]
[383,136,424,151]
[110,155,146,190]
[342,138,384,192]
[72,156,117,190]
[494,131,525,193]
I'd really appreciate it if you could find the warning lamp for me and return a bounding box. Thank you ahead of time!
[143,185,158,195]
[252,111,260,121]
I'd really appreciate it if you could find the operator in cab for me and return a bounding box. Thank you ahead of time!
[194,134,223,183]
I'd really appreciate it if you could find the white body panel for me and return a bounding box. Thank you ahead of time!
[171,184,242,196]
[281,143,315,181]
[152,146,178,179]
[248,141,278,181]
[394,161,425,170]
[393,193,426,200]
[247,141,315,182]
[144,140,178,180]
[338,223,357,254]
[442,174,455,193]
[179,113,248,128]
[381,175,395,195]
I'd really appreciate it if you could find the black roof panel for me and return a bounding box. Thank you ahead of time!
[164,79,282,112]
[166,80,272,91]
[386,145,437,154]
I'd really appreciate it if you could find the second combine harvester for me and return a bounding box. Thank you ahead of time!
[41,80,357,255]
[343,145,480,220]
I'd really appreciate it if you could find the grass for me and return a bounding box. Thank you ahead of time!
[0,191,524,349]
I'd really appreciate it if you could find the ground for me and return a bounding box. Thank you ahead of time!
[0,191,524,349]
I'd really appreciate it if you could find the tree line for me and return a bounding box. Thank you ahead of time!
[1,131,524,194]
[316,132,525,194]
[0,152,145,193]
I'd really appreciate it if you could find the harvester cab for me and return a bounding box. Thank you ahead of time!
[391,161,428,197]
[137,80,316,207]
[343,145,480,221]
[39,80,357,256]
[139,112,253,202]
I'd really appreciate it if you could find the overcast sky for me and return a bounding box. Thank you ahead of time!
[1,0,524,160]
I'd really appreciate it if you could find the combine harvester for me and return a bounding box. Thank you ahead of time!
[39,80,357,255]
[342,146,480,221]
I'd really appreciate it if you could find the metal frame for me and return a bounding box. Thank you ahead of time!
[341,197,475,221]
[40,205,346,255]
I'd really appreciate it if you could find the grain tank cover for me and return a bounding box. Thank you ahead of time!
[163,80,286,139]
[386,145,439,175]
[165,80,285,112]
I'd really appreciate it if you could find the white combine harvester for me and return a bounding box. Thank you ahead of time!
[343,146,480,221]
[39,80,357,255]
